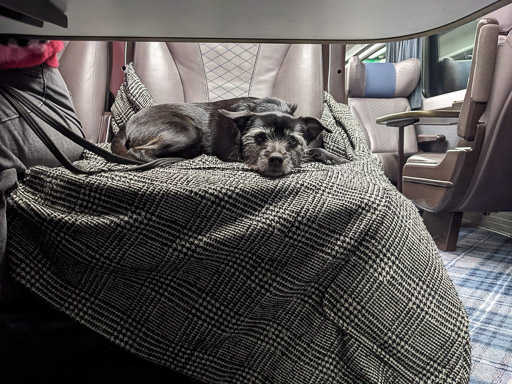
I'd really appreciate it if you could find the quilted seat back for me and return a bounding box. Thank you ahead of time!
[131,42,324,118]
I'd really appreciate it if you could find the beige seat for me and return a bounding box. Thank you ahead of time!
[346,56,421,182]
[127,42,323,118]
[403,14,512,251]
[57,41,110,143]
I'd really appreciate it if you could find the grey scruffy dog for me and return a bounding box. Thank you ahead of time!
[111,97,346,177]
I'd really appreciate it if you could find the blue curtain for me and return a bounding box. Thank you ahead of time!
[386,39,422,109]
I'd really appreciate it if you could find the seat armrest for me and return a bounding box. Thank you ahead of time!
[98,112,113,143]
[375,110,459,192]
[417,134,446,144]
[376,110,460,127]
[451,100,464,111]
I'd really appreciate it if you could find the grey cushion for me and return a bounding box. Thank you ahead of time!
[111,63,157,135]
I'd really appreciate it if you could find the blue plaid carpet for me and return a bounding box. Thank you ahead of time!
[440,225,512,384]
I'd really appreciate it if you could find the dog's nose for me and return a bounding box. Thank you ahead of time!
[269,154,284,167]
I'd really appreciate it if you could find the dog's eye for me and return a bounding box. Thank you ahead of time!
[254,133,267,144]
[287,137,299,148]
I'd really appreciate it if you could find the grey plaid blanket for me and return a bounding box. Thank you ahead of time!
[5,93,471,383]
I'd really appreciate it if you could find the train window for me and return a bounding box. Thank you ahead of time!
[346,43,386,63]
[423,19,478,97]
[363,46,386,63]
[346,44,368,61]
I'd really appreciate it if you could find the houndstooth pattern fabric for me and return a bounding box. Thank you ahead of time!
[110,63,157,135]
[5,92,471,384]
[322,94,372,160]
[200,43,259,101]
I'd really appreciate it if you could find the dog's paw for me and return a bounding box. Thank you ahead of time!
[308,148,348,165]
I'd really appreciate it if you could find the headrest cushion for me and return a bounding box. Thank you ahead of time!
[485,4,512,33]
[347,56,420,98]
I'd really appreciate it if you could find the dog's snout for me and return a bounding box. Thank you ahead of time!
[269,154,284,167]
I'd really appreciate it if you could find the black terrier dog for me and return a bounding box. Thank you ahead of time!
[111,97,345,177]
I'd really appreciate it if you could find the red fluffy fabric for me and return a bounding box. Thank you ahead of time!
[0,40,64,70]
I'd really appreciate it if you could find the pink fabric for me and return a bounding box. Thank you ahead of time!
[0,40,64,70]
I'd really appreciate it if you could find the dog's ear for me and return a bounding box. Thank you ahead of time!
[303,117,332,143]
[288,103,298,115]
[218,109,254,131]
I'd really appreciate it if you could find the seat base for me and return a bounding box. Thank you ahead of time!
[375,152,417,183]
[422,211,463,251]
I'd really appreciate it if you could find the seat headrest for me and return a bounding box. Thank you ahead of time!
[485,3,512,33]
[347,56,420,98]
[132,42,324,118]
[438,58,471,94]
